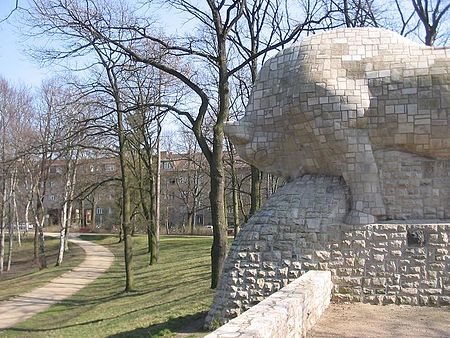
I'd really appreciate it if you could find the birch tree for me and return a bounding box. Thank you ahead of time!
[0,77,34,272]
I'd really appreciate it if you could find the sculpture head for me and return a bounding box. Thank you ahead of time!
[224,110,308,180]
[224,120,277,171]
[224,56,312,180]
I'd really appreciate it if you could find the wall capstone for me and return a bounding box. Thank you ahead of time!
[205,271,332,338]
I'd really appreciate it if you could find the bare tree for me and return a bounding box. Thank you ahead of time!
[325,0,383,27]
[325,0,450,45]
[27,0,331,288]
[124,60,178,264]
[60,151,79,251]
[31,81,68,269]
[406,0,449,45]
[108,0,331,287]
[172,129,210,235]
[0,0,20,23]
[0,77,34,272]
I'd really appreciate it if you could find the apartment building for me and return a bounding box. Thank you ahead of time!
[42,152,281,233]
[44,157,120,230]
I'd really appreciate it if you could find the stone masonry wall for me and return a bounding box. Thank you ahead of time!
[330,222,449,306]
[205,175,450,327]
[377,150,450,219]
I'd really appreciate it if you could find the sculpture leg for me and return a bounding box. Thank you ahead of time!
[341,129,386,225]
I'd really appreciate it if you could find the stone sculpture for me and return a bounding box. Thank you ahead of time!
[206,27,450,329]
[225,27,450,224]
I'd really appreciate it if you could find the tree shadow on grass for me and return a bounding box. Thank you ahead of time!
[6,293,207,334]
[107,311,210,338]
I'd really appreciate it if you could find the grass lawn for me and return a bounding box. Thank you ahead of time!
[0,236,85,301]
[0,235,216,337]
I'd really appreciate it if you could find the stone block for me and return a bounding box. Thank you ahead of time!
[438,296,450,306]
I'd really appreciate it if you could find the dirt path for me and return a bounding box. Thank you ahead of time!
[0,235,114,330]
[308,303,450,338]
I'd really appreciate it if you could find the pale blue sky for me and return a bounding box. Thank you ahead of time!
[0,0,190,89]
[2,1,447,90]
[0,1,49,88]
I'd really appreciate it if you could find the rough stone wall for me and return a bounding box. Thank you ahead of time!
[206,175,348,326]
[205,175,450,327]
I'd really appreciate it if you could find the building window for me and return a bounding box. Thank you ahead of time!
[96,207,103,215]
[49,181,55,187]
[162,161,173,170]
[105,164,116,172]
[49,166,62,174]
[195,214,204,226]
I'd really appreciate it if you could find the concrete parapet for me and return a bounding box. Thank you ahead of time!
[205,270,332,338]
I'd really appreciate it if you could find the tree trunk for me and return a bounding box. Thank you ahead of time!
[35,193,47,269]
[230,160,240,237]
[150,134,161,265]
[56,221,65,266]
[165,206,170,235]
[116,91,134,291]
[91,195,96,231]
[0,225,4,274]
[57,188,69,265]
[143,144,155,257]
[249,165,262,217]
[13,186,20,246]
[122,184,133,291]
[38,226,47,270]
[6,179,13,271]
[0,177,5,273]
[7,222,12,271]
[64,158,76,253]
[209,156,228,289]
[80,198,86,228]
[425,29,436,46]
[34,219,39,259]
[25,199,31,237]
[209,20,232,288]
[191,208,196,235]
[144,187,154,256]
[64,199,73,251]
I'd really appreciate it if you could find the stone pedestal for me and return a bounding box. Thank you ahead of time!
[205,175,450,328]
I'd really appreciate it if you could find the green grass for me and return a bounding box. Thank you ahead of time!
[1,235,215,337]
[0,236,85,301]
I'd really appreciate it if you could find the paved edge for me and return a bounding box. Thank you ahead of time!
[0,235,115,330]
[308,302,450,338]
